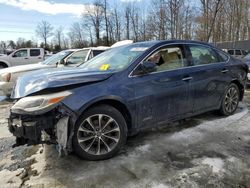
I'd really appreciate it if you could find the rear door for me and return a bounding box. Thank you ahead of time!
[185,44,231,113]
[29,49,43,64]
[131,44,193,127]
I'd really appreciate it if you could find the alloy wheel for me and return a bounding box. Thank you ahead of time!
[77,114,121,155]
[224,86,239,113]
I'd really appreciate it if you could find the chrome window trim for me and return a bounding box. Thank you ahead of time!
[128,42,230,78]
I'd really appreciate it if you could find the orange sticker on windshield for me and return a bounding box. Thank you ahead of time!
[100,64,110,71]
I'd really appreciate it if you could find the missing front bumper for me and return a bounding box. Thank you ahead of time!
[8,113,56,146]
[8,103,77,155]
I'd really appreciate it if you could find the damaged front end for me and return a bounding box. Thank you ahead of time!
[8,91,76,155]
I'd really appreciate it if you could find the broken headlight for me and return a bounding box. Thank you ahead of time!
[11,91,72,115]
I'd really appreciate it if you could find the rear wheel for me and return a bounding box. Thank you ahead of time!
[0,63,7,69]
[72,105,127,160]
[220,83,240,116]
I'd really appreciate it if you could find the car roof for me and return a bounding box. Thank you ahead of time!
[125,39,218,49]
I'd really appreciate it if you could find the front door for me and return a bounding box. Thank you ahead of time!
[131,44,193,128]
[10,49,29,66]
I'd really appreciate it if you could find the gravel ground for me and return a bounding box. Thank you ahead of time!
[0,91,250,188]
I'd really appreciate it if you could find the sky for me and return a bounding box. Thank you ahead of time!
[0,0,143,43]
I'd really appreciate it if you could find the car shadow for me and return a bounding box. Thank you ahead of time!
[38,104,247,187]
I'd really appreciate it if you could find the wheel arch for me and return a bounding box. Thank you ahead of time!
[231,79,244,101]
[78,97,133,134]
[0,61,9,68]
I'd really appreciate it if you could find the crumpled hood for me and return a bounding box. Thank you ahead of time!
[0,63,50,74]
[12,67,113,99]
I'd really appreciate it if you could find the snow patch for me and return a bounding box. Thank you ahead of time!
[136,144,151,153]
[202,158,224,173]
[151,183,170,188]
[168,104,248,144]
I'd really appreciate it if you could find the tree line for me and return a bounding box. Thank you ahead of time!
[1,0,249,53]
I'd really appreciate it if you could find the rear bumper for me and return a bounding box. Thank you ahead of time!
[0,81,13,96]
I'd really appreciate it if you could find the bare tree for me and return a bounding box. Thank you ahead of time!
[103,0,109,45]
[54,26,64,49]
[125,4,131,40]
[196,0,224,42]
[83,0,104,45]
[68,22,87,48]
[35,20,53,48]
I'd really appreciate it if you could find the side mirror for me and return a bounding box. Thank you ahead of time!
[133,61,157,76]
[59,59,65,65]
[12,54,17,58]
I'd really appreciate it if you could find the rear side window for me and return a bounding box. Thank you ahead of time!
[30,49,41,57]
[93,50,104,57]
[235,50,241,55]
[189,45,219,66]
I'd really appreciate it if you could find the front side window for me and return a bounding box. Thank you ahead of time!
[66,50,89,65]
[42,50,73,65]
[13,50,27,57]
[30,49,40,57]
[227,50,234,55]
[189,45,219,65]
[216,50,229,62]
[145,46,185,72]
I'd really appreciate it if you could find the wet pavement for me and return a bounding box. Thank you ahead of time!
[0,91,250,188]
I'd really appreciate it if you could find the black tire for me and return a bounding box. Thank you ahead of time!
[72,105,127,160]
[220,83,240,116]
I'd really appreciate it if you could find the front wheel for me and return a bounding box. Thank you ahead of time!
[72,105,127,160]
[220,83,240,116]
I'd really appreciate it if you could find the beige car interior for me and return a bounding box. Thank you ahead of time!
[147,47,185,71]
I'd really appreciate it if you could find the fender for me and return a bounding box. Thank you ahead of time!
[78,95,132,116]
[0,59,10,67]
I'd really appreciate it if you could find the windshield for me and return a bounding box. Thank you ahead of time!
[79,42,156,72]
[42,50,73,65]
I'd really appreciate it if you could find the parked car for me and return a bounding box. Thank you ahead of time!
[0,48,46,68]
[0,47,109,96]
[242,54,250,86]
[243,53,250,61]
[8,40,248,160]
[223,49,248,59]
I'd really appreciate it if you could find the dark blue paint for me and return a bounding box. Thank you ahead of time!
[13,40,248,133]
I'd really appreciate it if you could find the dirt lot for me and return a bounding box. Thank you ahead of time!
[0,91,250,188]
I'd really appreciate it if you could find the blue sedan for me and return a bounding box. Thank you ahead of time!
[9,40,248,160]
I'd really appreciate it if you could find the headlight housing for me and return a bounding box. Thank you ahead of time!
[1,72,11,82]
[11,91,72,115]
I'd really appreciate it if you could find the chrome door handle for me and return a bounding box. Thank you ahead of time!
[221,69,229,73]
[182,77,193,81]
